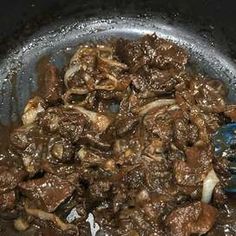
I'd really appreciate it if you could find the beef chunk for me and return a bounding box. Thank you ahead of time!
[115,34,188,72]
[124,161,171,193]
[19,173,75,212]
[89,180,112,199]
[125,167,146,190]
[174,118,193,149]
[115,34,188,98]
[0,166,26,193]
[177,77,227,114]
[213,184,227,205]
[131,68,179,97]
[0,191,16,211]
[174,160,201,187]
[117,208,166,236]
[36,57,63,104]
[193,78,226,113]
[174,145,212,186]
[115,115,139,137]
[165,201,218,236]
[42,163,79,186]
[145,110,174,145]
[40,107,88,142]
[145,161,172,192]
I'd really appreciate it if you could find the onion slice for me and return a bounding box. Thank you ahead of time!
[64,65,81,88]
[62,87,89,105]
[66,105,111,132]
[138,99,176,115]
[95,73,118,91]
[99,57,128,69]
[201,169,219,203]
[24,205,75,231]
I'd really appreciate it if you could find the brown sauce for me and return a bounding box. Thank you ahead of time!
[0,34,236,236]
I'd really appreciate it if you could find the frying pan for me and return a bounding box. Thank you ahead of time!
[0,0,236,235]
[1,0,236,129]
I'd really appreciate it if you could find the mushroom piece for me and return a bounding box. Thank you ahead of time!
[22,96,45,125]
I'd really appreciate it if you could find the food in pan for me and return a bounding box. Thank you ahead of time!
[0,34,236,236]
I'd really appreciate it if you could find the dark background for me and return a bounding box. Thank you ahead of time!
[1,0,236,57]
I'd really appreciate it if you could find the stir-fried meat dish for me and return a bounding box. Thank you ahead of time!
[1,34,236,236]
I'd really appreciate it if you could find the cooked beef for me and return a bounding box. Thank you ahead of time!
[89,180,112,199]
[36,57,63,104]
[19,173,75,212]
[174,145,212,186]
[0,191,16,211]
[0,34,234,236]
[192,78,226,113]
[131,68,179,97]
[115,34,188,72]
[116,208,166,235]
[0,166,26,193]
[165,201,218,236]
[40,107,88,142]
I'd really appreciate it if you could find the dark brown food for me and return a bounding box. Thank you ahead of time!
[0,191,16,211]
[0,34,235,236]
[165,201,218,236]
[0,165,26,193]
[19,173,75,212]
[36,56,63,104]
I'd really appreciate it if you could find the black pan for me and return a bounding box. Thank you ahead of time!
[0,0,236,235]
[1,0,236,129]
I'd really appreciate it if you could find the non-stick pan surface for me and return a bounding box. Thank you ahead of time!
[1,1,236,235]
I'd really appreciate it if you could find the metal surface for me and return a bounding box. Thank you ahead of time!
[1,16,236,127]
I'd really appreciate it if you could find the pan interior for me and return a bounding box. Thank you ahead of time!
[0,16,236,126]
[0,16,236,236]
